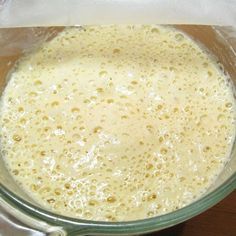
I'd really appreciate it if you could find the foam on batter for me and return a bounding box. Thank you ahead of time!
[0,25,235,221]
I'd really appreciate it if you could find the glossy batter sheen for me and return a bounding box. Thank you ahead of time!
[0,25,235,221]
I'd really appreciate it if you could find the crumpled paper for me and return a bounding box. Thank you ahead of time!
[0,0,235,28]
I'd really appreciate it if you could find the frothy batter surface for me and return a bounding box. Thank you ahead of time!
[0,25,235,221]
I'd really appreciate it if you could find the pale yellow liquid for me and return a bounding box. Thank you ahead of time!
[0,25,235,221]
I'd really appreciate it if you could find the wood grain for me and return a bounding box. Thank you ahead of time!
[149,191,236,236]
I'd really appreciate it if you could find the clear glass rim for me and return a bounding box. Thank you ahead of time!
[0,173,235,234]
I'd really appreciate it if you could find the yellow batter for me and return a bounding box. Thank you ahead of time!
[0,25,235,221]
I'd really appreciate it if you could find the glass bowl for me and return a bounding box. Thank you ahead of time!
[0,25,235,235]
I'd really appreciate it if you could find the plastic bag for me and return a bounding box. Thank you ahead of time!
[0,0,236,28]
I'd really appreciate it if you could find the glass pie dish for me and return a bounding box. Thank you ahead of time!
[0,25,235,235]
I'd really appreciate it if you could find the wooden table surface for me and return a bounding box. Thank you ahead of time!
[149,191,236,236]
